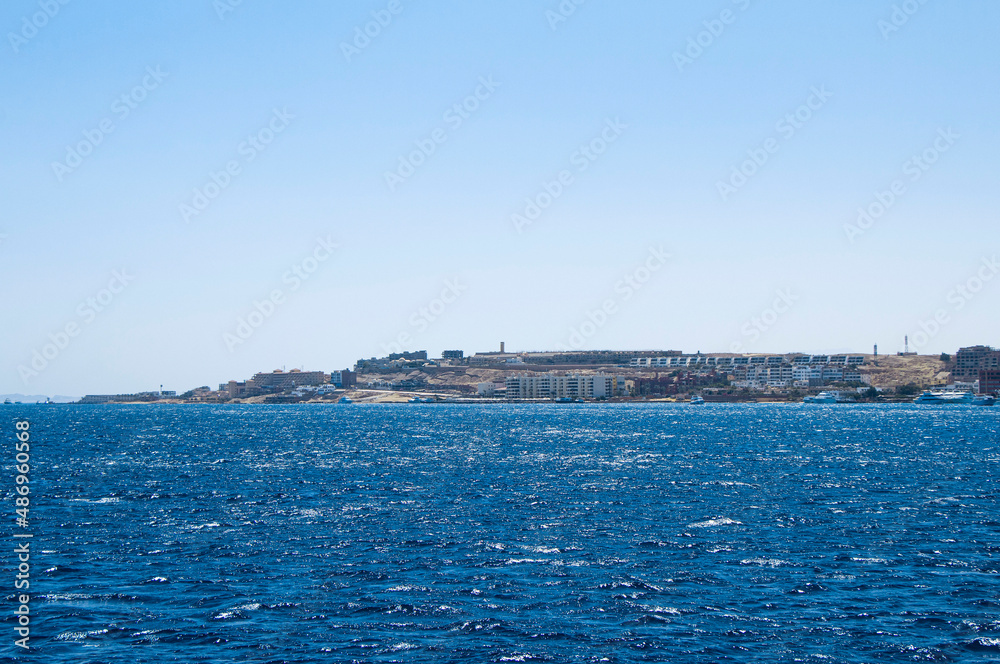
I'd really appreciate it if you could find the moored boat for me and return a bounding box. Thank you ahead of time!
[804,391,847,404]
[913,390,974,405]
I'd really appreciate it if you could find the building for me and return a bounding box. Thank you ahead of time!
[250,369,329,393]
[330,369,356,388]
[843,371,866,383]
[505,373,616,399]
[954,346,1000,382]
[79,394,119,404]
[388,350,428,361]
[442,350,464,359]
[822,367,843,382]
[978,369,1000,395]
[79,392,169,403]
[221,380,258,398]
[768,366,794,381]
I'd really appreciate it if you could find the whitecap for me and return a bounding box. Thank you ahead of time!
[389,642,418,652]
[524,546,561,554]
[688,517,742,528]
[189,522,220,530]
[387,585,429,592]
[740,557,789,567]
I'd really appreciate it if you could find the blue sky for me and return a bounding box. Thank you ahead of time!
[2,0,998,396]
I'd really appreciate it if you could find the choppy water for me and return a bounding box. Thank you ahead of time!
[5,403,1000,662]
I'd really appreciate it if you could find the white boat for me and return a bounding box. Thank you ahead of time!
[690,395,705,404]
[804,391,846,404]
[338,396,353,404]
[913,390,974,404]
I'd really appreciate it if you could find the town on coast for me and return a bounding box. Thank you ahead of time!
[68,343,1000,405]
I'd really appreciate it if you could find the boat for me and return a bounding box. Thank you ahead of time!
[913,390,974,404]
[3,398,11,405]
[690,395,705,404]
[973,395,996,406]
[338,396,353,404]
[804,391,848,404]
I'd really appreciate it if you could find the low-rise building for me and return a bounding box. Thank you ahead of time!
[823,367,843,382]
[250,369,329,393]
[389,350,428,361]
[330,369,356,388]
[506,373,615,399]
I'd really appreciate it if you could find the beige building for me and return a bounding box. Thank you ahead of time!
[505,373,615,399]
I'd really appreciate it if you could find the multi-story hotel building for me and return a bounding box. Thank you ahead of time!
[953,346,1000,383]
[505,373,616,399]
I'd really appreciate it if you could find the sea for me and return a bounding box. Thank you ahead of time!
[5,403,1000,663]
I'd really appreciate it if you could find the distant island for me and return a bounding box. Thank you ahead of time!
[59,344,999,405]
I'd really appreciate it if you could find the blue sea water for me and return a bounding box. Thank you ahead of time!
[4,403,1000,663]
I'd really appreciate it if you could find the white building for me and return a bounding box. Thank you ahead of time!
[505,373,616,399]
[823,367,843,381]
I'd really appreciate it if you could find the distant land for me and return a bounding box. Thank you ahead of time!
[2,394,79,404]
[47,343,999,405]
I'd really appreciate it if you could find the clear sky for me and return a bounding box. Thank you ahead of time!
[2,0,998,396]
